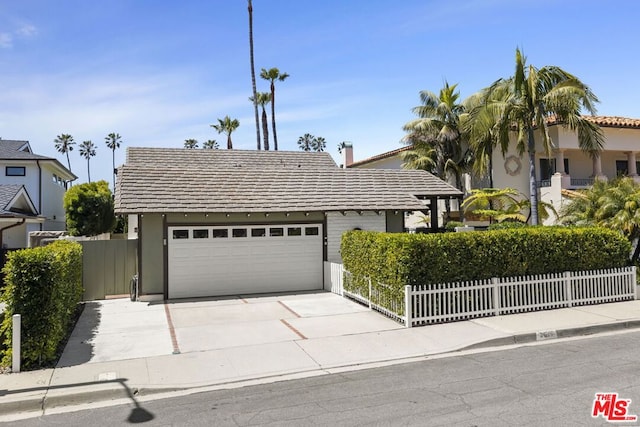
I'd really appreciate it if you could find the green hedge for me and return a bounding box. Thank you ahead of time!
[341,227,630,292]
[0,240,83,369]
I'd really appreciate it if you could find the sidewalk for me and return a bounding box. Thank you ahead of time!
[2,299,640,420]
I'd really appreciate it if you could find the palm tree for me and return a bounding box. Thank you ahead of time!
[78,140,96,182]
[249,92,271,150]
[471,48,604,225]
[54,133,75,173]
[211,116,240,149]
[297,134,326,152]
[402,82,472,192]
[202,139,219,149]
[248,0,261,150]
[104,132,122,190]
[561,177,640,262]
[401,143,436,173]
[260,67,289,150]
[184,139,199,149]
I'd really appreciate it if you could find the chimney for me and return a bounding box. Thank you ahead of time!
[342,142,353,168]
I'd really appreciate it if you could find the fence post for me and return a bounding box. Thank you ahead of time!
[368,277,372,309]
[632,266,637,300]
[564,271,573,307]
[12,314,20,373]
[492,277,500,316]
[404,285,412,328]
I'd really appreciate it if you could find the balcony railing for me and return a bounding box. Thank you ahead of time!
[537,179,551,188]
[570,178,594,187]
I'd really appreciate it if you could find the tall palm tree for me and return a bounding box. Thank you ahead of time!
[471,48,604,225]
[402,82,472,192]
[260,67,289,151]
[248,0,261,150]
[104,132,122,190]
[54,133,75,173]
[401,143,436,172]
[184,139,199,149]
[211,116,240,149]
[202,139,219,149]
[78,140,96,182]
[249,92,271,150]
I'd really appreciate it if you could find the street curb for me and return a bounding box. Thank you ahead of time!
[462,319,640,351]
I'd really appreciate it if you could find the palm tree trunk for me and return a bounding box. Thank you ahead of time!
[270,82,278,151]
[66,151,71,172]
[227,134,232,150]
[262,107,269,150]
[248,0,261,150]
[87,159,91,183]
[112,149,116,190]
[527,128,540,225]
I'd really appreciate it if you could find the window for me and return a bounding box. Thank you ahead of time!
[6,166,25,177]
[269,227,284,237]
[212,229,228,238]
[287,227,302,236]
[251,228,266,237]
[172,229,189,239]
[232,228,247,238]
[305,227,319,236]
[539,158,569,181]
[616,160,640,177]
[193,229,209,239]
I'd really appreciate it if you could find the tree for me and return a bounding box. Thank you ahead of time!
[297,134,326,152]
[104,132,122,190]
[462,187,556,224]
[248,0,261,150]
[54,134,75,173]
[63,180,116,236]
[561,177,640,263]
[184,139,199,149]
[260,67,289,151]
[249,92,271,150]
[402,82,472,192]
[202,139,219,149]
[470,48,604,225]
[211,116,240,149]
[78,140,97,182]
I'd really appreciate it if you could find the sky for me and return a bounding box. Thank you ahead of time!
[1,0,639,187]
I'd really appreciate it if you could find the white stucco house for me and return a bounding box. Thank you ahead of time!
[345,115,640,225]
[0,139,76,248]
[114,148,462,300]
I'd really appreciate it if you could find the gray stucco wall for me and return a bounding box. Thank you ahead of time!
[385,210,405,233]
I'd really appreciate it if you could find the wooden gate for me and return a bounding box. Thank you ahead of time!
[81,239,137,300]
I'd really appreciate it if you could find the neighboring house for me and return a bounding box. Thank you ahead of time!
[346,116,640,225]
[0,139,77,248]
[115,148,462,300]
[491,116,640,224]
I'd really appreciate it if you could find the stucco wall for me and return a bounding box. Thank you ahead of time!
[326,211,386,263]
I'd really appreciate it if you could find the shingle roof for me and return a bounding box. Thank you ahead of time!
[0,184,39,217]
[0,140,50,160]
[115,150,462,214]
[126,147,338,169]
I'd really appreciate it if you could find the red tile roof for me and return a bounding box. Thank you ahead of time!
[347,145,413,168]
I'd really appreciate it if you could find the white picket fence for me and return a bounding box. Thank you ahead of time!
[324,263,638,327]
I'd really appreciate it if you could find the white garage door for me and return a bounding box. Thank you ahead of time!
[168,224,323,298]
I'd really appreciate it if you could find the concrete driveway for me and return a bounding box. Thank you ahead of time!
[57,291,402,367]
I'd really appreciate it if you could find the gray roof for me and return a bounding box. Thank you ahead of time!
[126,147,338,169]
[0,184,39,217]
[0,140,77,179]
[115,148,462,214]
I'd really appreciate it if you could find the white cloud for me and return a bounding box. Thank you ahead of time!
[16,23,37,38]
[0,33,12,48]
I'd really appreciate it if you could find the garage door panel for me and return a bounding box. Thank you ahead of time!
[168,224,323,299]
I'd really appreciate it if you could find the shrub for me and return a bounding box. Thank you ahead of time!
[0,240,83,369]
[488,221,528,230]
[444,221,464,232]
[341,227,630,290]
[64,180,116,236]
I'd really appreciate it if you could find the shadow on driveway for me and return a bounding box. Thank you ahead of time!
[56,301,101,367]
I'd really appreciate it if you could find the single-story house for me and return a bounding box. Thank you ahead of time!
[115,148,462,300]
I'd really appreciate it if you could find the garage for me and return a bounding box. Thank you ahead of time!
[167,224,323,298]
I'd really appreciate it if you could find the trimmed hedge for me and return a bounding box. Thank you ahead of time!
[0,240,83,369]
[341,227,630,291]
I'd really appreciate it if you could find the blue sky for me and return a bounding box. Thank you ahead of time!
[1,0,639,186]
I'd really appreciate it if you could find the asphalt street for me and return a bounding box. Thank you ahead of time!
[7,330,640,426]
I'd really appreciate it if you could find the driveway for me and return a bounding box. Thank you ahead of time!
[57,291,402,367]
